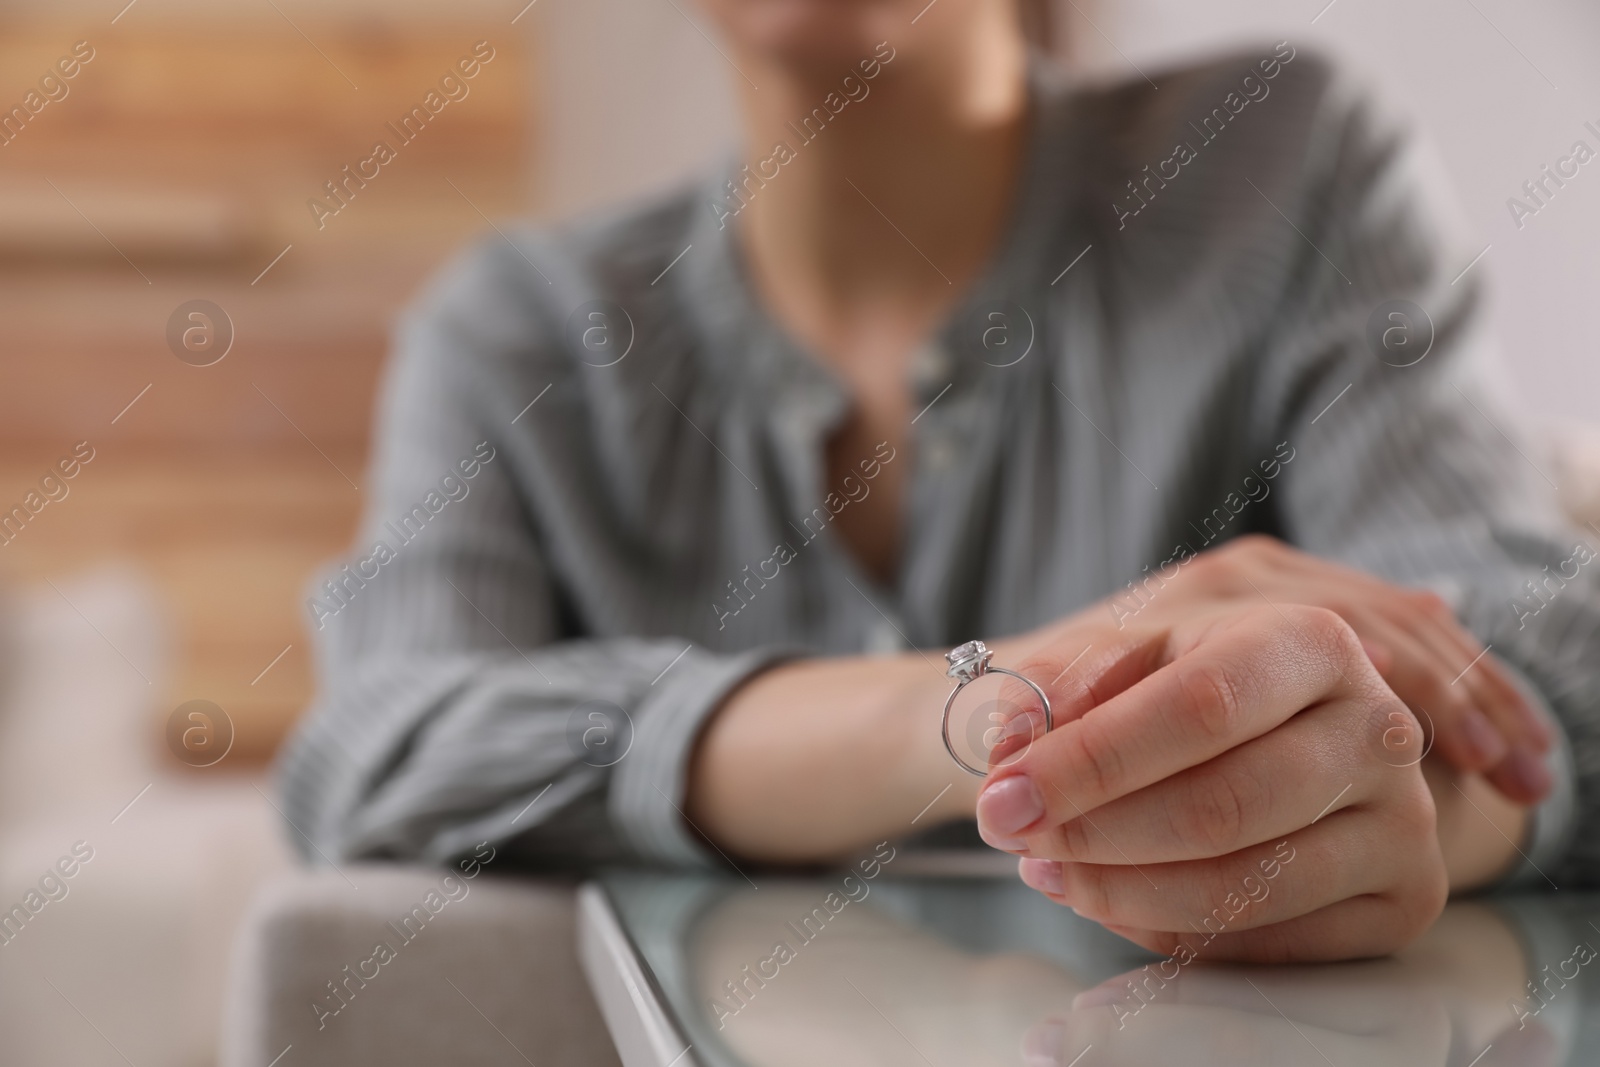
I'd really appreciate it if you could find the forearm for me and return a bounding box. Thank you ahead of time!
[685,654,978,863]
[1421,757,1527,892]
[683,625,1535,886]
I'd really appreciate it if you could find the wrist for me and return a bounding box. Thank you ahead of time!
[893,658,982,825]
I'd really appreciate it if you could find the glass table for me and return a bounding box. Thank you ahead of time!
[580,866,1594,1067]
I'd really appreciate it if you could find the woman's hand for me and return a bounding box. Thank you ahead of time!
[979,603,1455,962]
[1122,535,1552,804]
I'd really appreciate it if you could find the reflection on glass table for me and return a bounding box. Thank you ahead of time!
[583,868,1598,1067]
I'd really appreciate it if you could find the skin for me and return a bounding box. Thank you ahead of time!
[684,0,1548,960]
[1140,536,1553,804]
[708,0,1031,583]
[992,604,1451,961]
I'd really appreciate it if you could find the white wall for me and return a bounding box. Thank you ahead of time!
[527,0,741,219]
[523,0,1600,422]
[1064,0,1600,423]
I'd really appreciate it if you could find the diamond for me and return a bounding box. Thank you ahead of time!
[946,640,983,664]
[945,640,992,682]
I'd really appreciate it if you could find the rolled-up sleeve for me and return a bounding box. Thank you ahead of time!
[274,239,801,871]
[609,645,801,866]
[1248,73,1600,885]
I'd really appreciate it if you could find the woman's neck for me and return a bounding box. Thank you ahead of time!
[728,19,1032,361]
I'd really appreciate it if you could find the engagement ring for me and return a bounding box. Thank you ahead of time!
[941,640,1052,777]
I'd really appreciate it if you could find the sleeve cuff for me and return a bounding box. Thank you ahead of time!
[1492,665,1578,892]
[608,644,807,867]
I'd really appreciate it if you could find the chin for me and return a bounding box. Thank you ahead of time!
[698,0,907,68]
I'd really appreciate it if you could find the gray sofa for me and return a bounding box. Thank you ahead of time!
[220,867,621,1067]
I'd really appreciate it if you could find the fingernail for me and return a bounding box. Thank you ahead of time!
[1018,857,1064,895]
[1504,746,1552,798]
[1459,708,1508,765]
[979,828,1030,852]
[1022,1019,1063,1065]
[978,774,1045,839]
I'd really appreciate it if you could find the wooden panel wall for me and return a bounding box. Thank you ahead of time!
[0,15,535,764]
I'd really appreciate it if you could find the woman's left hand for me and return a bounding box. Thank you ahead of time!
[1115,535,1552,805]
[977,602,1453,963]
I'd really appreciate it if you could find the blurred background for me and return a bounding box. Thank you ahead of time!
[0,0,1595,1063]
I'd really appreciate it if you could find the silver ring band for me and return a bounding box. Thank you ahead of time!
[941,640,1053,777]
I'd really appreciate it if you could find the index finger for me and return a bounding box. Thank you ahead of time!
[975,605,1369,849]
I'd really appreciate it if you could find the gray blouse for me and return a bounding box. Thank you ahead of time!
[277,48,1600,886]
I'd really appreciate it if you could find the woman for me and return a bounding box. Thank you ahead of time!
[280,0,1598,962]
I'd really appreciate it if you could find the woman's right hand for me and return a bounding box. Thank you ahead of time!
[982,602,1455,962]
